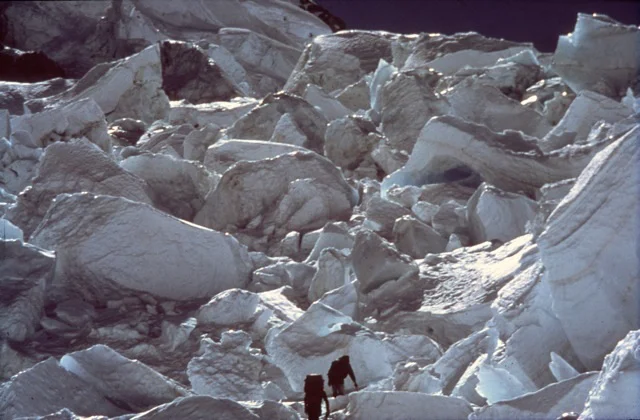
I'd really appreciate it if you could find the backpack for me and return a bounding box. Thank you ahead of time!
[304,374,325,396]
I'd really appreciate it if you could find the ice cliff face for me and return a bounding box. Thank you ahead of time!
[0,2,638,419]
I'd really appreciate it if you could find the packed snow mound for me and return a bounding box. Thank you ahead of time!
[580,330,640,419]
[30,193,252,302]
[538,126,640,370]
[344,391,472,420]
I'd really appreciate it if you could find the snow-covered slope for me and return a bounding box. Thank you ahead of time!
[0,4,638,419]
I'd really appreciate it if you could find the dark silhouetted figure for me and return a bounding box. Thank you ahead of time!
[327,355,358,397]
[304,374,329,420]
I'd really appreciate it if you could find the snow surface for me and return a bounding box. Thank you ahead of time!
[0,4,638,419]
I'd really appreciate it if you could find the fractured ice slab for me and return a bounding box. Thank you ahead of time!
[187,331,289,401]
[10,98,112,151]
[447,81,552,139]
[379,69,449,152]
[580,330,640,419]
[552,13,640,98]
[160,40,243,104]
[351,229,418,294]
[538,126,640,370]
[0,218,23,242]
[30,193,252,302]
[27,45,170,124]
[284,31,397,96]
[6,138,153,238]
[224,92,328,154]
[0,240,53,342]
[382,115,618,198]
[540,90,633,152]
[402,32,532,75]
[121,152,214,221]
[324,115,381,171]
[467,183,537,245]
[195,151,357,239]
[472,372,597,420]
[60,344,190,412]
[0,358,124,418]
[204,139,305,174]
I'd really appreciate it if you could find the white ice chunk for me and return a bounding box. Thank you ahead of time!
[369,59,397,114]
[476,364,532,404]
[303,84,351,121]
[1,218,23,242]
[538,126,640,370]
[549,352,580,382]
[581,330,640,419]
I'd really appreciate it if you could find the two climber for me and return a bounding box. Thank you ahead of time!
[304,355,359,420]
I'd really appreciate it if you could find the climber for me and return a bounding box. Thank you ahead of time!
[304,374,330,420]
[327,355,358,397]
